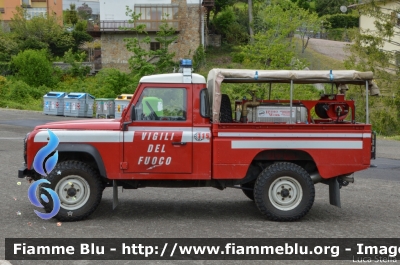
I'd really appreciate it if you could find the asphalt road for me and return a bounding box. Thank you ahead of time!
[1,108,400,265]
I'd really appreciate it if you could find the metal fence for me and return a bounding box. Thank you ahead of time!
[87,20,180,32]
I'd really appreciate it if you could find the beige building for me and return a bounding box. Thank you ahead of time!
[95,0,212,72]
[351,0,400,65]
[0,0,63,22]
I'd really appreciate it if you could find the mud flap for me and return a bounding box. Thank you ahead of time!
[113,180,118,210]
[329,178,341,208]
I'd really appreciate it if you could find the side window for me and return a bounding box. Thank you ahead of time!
[200,88,210,118]
[135,88,187,121]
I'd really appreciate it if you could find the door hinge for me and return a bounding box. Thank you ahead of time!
[120,162,128,170]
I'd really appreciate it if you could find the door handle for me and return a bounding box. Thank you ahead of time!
[172,142,187,145]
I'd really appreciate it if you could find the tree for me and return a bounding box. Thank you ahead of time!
[71,20,93,52]
[236,0,320,68]
[345,1,400,85]
[65,4,78,25]
[10,7,74,57]
[154,18,178,73]
[316,0,350,16]
[296,8,321,53]
[0,31,19,62]
[77,3,93,20]
[214,0,235,17]
[248,0,254,42]
[124,7,179,78]
[212,6,249,45]
[123,7,155,78]
[236,2,301,69]
[344,1,400,135]
[289,0,312,11]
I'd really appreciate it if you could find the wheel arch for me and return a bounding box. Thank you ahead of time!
[57,144,107,178]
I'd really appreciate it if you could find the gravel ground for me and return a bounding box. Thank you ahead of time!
[376,138,400,160]
[307,38,351,61]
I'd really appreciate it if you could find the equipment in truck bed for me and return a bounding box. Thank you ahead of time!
[208,69,379,124]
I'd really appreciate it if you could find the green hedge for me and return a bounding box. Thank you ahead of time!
[326,28,350,41]
[324,14,359,29]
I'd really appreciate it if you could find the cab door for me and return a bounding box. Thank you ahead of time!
[123,86,192,174]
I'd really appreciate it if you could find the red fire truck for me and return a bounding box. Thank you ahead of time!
[19,60,378,222]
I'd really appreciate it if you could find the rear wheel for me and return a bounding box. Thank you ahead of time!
[40,161,103,221]
[254,162,315,221]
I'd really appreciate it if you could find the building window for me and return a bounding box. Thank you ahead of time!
[134,5,179,31]
[26,8,47,19]
[21,0,30,7]
[150,42,161,51]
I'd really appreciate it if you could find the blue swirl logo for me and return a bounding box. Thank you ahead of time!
[28,129,61,220]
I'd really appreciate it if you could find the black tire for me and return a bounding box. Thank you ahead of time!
[254,162,315,221]
[220,94,233,123]
[40,161,103,222]
[241,182,255,201]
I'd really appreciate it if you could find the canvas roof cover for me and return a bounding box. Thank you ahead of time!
[206,69,378,123]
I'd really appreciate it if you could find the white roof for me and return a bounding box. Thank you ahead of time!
[139,73,206,84]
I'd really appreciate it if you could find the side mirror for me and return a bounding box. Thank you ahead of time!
[130,104,136,121]
[123,104,135,131]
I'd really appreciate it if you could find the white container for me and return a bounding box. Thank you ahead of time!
[248,105,307,123]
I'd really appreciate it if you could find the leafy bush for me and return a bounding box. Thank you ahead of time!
[10,7,74,57]
[232,51,245,64]
[94,68,137,97]
[0,79,47,110]
[326,28,349,41]
[62,49,91,78]
[10,49,58,87]
[212,7,249,45]
[212,7,236,35]
[56,68,137,99]
[0,34,19,62]
[192,45,206,71]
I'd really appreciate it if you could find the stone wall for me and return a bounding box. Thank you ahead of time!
[101,0,202,72]
[101,32,135,72]
[170,0,202,60]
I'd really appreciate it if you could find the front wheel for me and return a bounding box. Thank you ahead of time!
[254,162,315,221]
[40,161,103,221]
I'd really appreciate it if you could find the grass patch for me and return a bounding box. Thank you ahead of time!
[202,40,346,75]
[378,135,400,141]
[0,99,43,111]
[198,44,244,76]
[293,39,345,70]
